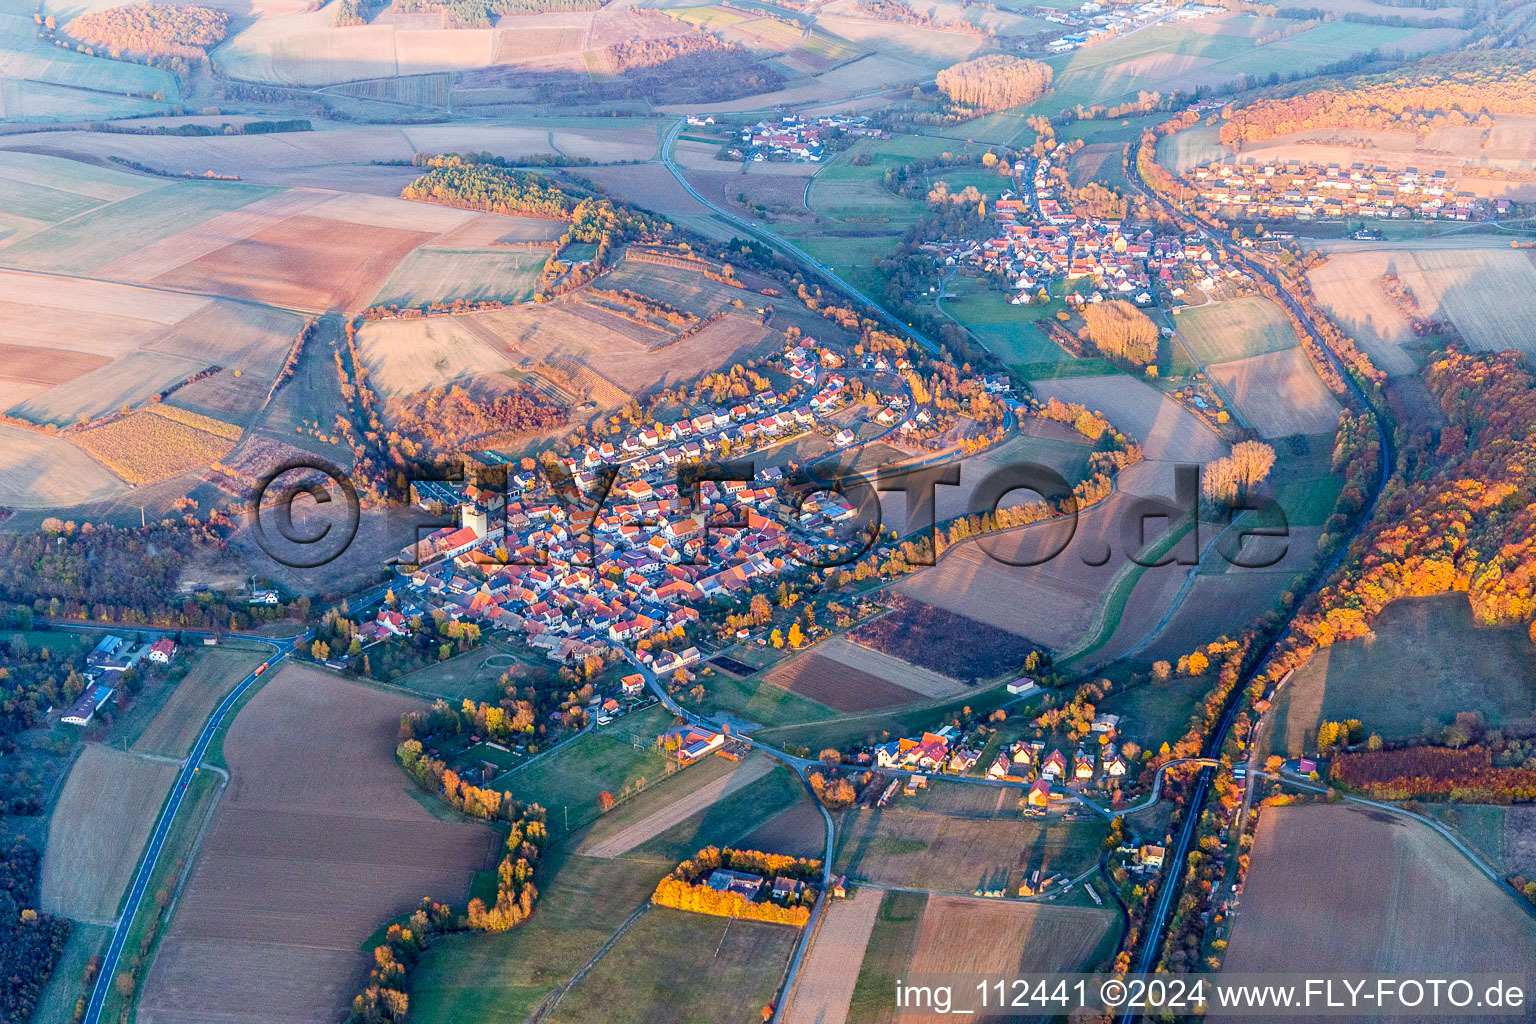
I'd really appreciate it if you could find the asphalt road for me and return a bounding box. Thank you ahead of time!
[1115,140,1397,1017]
[660,119,942,358]
[82,634,298,1024]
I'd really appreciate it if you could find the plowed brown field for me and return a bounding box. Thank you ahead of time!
[136,664,498,1024]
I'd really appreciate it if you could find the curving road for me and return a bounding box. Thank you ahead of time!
[81,630,301,1024]
[660,119,942,358]
[1115,138,1397,1015]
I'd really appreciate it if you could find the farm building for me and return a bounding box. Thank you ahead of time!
[665,726,725,763]
[62,684,116,727]
[146,639,176,664]
[706,869,764,899]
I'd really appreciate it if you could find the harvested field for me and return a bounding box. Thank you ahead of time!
[370,246,545,309]
[14,350,204,427]
[580,756,775,859]
[785,887,883,1024]
[1033,375,1227,465]
[1408,248,1536,359]
[908,895,1117,981]
[137,664,498,1024]
[1310,244,1536,366]
[131,648,266,759]
[764,650,925,712]
[0,344,109,386]
[150,214,438,313]
[96,188,330,282]
[1306,251,1421,375]
[876,426,1094,532]
[1174,295,1298,365]
[1206,347,1342,438]
[836,805,1106,895]
[73,406,239,485]
[0,423,128,507]
[897,491,1188,653]
[356,315,517,397]
[1265,594,1536,758]
[144,301,306,381]
[41,745,178,923]
[814,637,968,699]
[357,303,774,400]
[1225,804,1536,980]
[0,180,281,275]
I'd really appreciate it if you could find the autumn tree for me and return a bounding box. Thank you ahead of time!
[935,54,1053,113]
[1081,300,1158,366]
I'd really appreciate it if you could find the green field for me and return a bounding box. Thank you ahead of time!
[0,181,279,274]
[1264,594,1536,759]
[753,684,1014,753]
[1099,674,1213,753]
[695,661,835,729]
[808,173,925,228]
[495,705,677,839]
[1174,296,1298,366]
[371,248,545,309]
[1275,475,1345,528]
[971,323,1075,365]
[546,906,798,1024]
[626,763,808,863]
[408,850,670,1024]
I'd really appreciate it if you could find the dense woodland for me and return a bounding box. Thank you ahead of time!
[0,840,69,1024]
[66,3,227,59]
[385,384,567,453]
[1332,745,1536,801]
[1221,49,1536,145]
[401,163,584,219]
[1273,347,1536,678]
[935,54,1052,113]
[0,519,297,631]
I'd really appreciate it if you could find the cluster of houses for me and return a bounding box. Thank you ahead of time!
[1043,0,1221,53]
[705,867,814,905]
[726,114,885,164]
[400,460,860,652]
[923,142,1237,311]
[1183,161,1487,222]
[61,634,177,726]
[389,340,940,659]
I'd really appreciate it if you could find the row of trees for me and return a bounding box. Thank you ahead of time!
[935,54,1053,113]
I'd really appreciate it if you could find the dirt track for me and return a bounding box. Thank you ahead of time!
[580,756,773,859]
